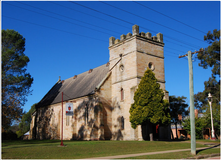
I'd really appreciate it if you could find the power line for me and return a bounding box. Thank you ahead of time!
[50,1,201,49]
[17,1,123,36]
[4,2,118,37]
[99,1,205,42]
[164,40,195,50]
[3,15,182,59]
[166,46,185,53]
[69,1,203,49]
[4,2,202,54]
[3,15,108,43]
[50,1,131,31]
[9,1,201,50]
[133,1,206,34]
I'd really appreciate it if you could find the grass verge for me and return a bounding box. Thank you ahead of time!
[123,147,220,159]
[1,140,218,159]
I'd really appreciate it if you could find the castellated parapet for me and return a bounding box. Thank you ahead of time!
[109,25,163,47]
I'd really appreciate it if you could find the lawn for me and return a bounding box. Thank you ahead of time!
[124,148,220,159]
[1,140,219,159]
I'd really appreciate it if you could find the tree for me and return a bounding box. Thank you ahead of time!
[197,29,220,77]
[195,29,220,112]
[182,117,204,139]
[194,77,220,113]
[185,29,221,140]
[17,103,36,138]
[129,69,171,141]
[201,103,220,138]
[194,29,220,138]
[169,95,189,139]
[2,29,33,131]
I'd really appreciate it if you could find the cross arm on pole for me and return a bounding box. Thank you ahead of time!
[178,49,204,58]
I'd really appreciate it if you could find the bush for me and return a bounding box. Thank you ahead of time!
[2,130,18,140]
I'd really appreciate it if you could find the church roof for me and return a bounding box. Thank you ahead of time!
[36,63,109,108]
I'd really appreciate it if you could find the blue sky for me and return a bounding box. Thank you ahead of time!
[2,0,220,113]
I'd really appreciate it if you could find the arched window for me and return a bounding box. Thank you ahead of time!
[121,88,124,101]
[121,116,124,130]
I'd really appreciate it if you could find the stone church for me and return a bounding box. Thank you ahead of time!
[30,25,170,141]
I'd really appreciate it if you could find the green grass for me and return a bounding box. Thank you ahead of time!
[1,140,218,159]
[124,148,220,159]
[194,139,220,143]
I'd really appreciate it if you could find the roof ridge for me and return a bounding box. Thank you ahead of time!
[65,63,108,81]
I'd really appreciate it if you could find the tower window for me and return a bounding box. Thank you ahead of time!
[148,62,155,71]
[121,88,124,101]
[121,116,124,130]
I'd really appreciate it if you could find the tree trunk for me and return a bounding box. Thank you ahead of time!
[150,133,153,141]
[171,128,174,140]
[149,123,153,141]
[175,122,178,139]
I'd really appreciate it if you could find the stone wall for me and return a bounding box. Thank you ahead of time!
[30,96,106,140]
[30,73,113,140]
[108,24,169,140]
[96,72,113,140]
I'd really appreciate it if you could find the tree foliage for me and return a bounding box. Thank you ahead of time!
[197,29,220,76]
[182,103,220,139]
[202,103,220,137]
[182,117,204,139]
[194,77,220,112]
[169,95,189,124]
[169,95,189,139]
[18,103,36,137]
[195,29,220,112]
[129,69,171,129]
[188,29,221,139]
[2,29,33,131]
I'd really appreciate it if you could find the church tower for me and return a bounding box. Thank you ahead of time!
[108,25,169,140]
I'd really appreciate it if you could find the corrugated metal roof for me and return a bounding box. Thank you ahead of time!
[36,64,109,108]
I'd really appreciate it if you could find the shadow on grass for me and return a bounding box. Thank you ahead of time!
[151,139,187,142]
[2,140,60,147]
[2,139,108,149]
[196,144,220,155]
[2,139,60,144]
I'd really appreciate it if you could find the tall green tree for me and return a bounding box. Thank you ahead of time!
[201,103,220,138]
[129,69,171,141]
[2,29,33,131]
[169,95,189,138]
[197,29,220,77]
[195,29,220,109]
[17,103,36,137]
[194,77,220,112]
[193,29,220,139]
[195,29,220,112]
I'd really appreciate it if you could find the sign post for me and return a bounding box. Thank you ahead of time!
[60,92,64,146]
[60,92,73,147]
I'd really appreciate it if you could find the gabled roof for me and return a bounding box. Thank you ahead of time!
[36,63,109,108]
[24,131,29,135]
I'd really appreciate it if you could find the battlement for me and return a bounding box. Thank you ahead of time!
[109,25,163,47]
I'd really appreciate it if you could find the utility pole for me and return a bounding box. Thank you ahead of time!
[187,51,196,155]
[179,50,202,155]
